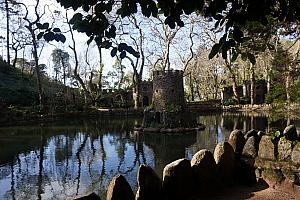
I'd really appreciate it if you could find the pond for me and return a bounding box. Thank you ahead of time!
[0,113,298,199]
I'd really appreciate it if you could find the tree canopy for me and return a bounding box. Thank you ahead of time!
[53,0,300,64]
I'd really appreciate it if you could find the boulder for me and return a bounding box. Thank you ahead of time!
[136,165,162,200]
[282,169,300,185]
[257,131,265,138]
[258,136,277,160]
[69,193,101,200]
[262,168,284,188]
[242,136,258,158]
[239,158,257,185]
[278,137,293,160]
[191,149,217,191]
[283,125,298,141]
[244,129,258,140]
[228,130,245,155]
[106,174,134,200]
[214,142,236,184]
[162,158,194,200]
[292,143,300,165]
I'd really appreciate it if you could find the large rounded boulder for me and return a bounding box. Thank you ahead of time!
[214,142,236,184]
[283,125,298,141]
[191,149,217,191]
[162,158,194,200]
[228,129,245,155]
[292,143,300,165]
[242,136,258,158]
[244,129,258,140]
[278,137,293,160]
[258,135,277,160]
[106,174,134,200]
[136,165,162,200]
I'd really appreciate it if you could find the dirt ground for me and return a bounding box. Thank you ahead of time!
[194,181,297,200]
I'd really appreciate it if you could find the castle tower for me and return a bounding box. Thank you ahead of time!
[152,70,185,111]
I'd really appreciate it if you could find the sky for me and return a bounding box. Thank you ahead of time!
[1,0,215,85]
[0,0,116,81]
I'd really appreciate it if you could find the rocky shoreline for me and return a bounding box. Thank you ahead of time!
[69,125,300,200]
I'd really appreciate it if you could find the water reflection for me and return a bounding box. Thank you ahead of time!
[0,114,298,199]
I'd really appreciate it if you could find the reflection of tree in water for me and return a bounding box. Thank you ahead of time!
[37,128,46,200]
[117,131,147,175]
[0,118,152,199]
[75,133,88,195]
[10,158,16,200]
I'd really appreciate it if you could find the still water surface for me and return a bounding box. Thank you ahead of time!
[0,113,296,199]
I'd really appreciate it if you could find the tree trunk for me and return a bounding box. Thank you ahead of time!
[134,76,141,109]
[225,60,239,102]
[230,73,239,101]
[250,63,255,105]
[286,66,291,103]
[66,10,90,103]
[5,0,10,65]
[189,73,194,101]
[97,45,103,91]
[31,27,44,110]
[12,48,17,68]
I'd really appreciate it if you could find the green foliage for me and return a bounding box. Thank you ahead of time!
[271,130,281,141]
[240,96,250,105]
[53,0,300,64]
[144,103,154,111]
[0,63,83,111]
[224,97,238,106]
[292,140,300,146]
[265,83,286,104]
[289,81,300,102]
[271,44,292,83]
[165,103,182,113]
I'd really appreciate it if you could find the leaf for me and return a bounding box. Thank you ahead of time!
[36,23,43,29]
[111,47,117,57]
[124,45,140,58]
[58,34,66,43]
[43,32,55,42]
[248,53,256,65]
[95,2,105,13]
[232,50,239,62]
[120,51,126,59]
[233,28,244,43]
[118,43,127,51]
[42,23,49,30]
[241,53,247,61]
[209,43,220,59]
[101,40,112,49]
[87,36,94,45]
[53,28,61,32]
[37,32,44,40]
[69,13,83,24]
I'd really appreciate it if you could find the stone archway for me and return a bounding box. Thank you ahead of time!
[142,96,149,107]
[155,111,161,124]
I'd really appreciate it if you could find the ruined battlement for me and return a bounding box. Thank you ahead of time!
[152,69,183,78]
[152,69,185,111]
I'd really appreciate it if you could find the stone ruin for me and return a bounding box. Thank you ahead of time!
[132,80,153,108]
[221,80,267,104]
[141,70,200,130]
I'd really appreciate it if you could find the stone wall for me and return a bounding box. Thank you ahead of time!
[152,70,185,111]
[132,81,153,107]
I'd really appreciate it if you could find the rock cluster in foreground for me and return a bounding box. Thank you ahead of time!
[70,124,300,200]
